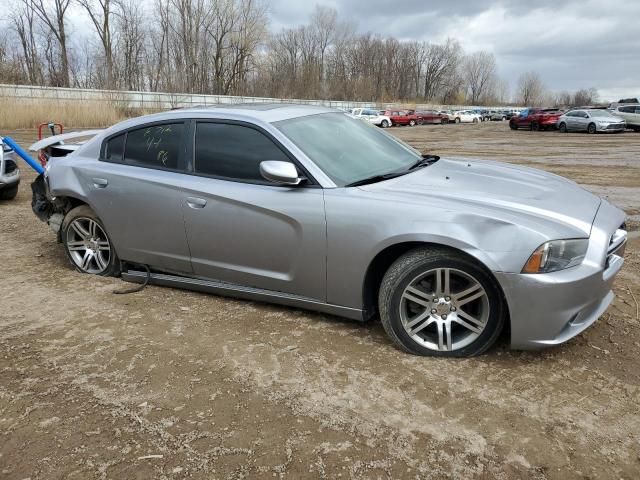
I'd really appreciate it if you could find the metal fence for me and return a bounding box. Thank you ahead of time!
[0,83,518,112]
[0,84,376,110]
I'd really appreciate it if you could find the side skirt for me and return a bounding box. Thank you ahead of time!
[121,270,365,321]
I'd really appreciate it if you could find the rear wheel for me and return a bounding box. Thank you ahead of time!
[0,184,18,200]
[559,122,568,133]
[472,117,478,123]
[455,117,461,124]
[62,205,120,277]
[381,120,389,128]
[587,123,597,134]
[378,248,505,357]
[530,121,540,131]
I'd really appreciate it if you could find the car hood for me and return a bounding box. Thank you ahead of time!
[359,158,601,235]
[591,115,624,122]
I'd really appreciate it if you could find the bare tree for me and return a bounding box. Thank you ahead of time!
[516,71,546,106]
[77,0,116,88]
[462,50,496,104]
[11,3,43,84]
[114,0,145,90]
[26,0,72,87]
[423,38,461,101]
[572,88,599,107]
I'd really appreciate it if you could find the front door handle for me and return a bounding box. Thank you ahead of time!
[92,177,108,188]
[186,197,207,209]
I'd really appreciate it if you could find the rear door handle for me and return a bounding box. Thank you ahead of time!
[92,177,108,188]
[186,197,207,209]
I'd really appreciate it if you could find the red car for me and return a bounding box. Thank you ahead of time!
[415,110,450,124]
[509,108,563,131]
[383,110,420,126]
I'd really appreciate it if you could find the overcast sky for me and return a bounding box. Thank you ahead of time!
[267,0,640,101]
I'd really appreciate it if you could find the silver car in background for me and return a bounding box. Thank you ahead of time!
[31,105,627,357]
[557,109,626,133]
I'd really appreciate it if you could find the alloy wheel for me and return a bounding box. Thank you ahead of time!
[66,217,112,274]
[399,268,490,352]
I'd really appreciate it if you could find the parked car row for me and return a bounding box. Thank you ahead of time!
[509,103,640,134]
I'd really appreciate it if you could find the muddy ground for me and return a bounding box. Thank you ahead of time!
[1,122,639,479]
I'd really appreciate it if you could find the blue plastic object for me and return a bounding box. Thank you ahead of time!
[1,136,45,174]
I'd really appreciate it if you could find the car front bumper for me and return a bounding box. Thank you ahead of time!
[596,123,626,132]
[495,200,627,349]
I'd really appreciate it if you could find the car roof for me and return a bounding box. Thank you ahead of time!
[111,103,338,130]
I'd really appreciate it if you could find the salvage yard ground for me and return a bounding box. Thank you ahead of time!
[1,121,639,479]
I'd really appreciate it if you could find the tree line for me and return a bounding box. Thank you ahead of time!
[0,0,598,106]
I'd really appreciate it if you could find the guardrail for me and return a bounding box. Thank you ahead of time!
[0,84,520,113]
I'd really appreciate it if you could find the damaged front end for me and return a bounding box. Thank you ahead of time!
[28,129,104,239]
[31,174,69,241]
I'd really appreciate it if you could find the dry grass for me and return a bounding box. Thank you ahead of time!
[0,97,148,130]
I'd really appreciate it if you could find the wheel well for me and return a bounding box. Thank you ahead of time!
[361,242,510,326]
[64,196,88,211]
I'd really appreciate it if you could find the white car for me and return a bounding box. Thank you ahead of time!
[450,110,482,124]
[351,108,392,128]
[611,104,640,131]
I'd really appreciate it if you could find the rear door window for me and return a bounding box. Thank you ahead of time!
[124,123,184,170]
[194,122,290,184]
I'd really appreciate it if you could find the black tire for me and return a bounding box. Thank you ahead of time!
[455,117,461,124]
[378,247,506,357]
[530,121,539,131]
[61,205,120,277]
[409,119,416,127]
[0,184,18,200]
[509,121,517,130]
[472,117,478,123]
[587,123,597,134]
[381,120,389,128]
[559,122,568,133]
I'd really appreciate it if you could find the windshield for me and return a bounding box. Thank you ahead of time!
[587,109,616,118]
[275,112,422,186]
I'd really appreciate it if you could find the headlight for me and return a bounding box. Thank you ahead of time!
[522,239,588,273]
[597,121,609,126]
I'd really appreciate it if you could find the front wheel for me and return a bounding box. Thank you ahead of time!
[509,122,517,130]
[378,248,505,357]
[62,205,120,276]
[409,119,416,127]
[381,120,389,128]
[455,117,461,124]
[587,123,597,134]
[559,122,568,133]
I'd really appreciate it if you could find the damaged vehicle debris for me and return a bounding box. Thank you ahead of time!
[29,105,627,357]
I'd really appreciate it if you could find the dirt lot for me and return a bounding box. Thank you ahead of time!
[1,122,639,479]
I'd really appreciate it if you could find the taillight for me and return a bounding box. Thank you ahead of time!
[38,149,48,167]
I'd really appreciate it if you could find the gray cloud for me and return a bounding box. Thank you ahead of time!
[267,0,640,100]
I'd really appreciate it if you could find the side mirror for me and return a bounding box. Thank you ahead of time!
[259,161,303,186]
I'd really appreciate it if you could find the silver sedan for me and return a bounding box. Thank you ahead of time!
[557,109,626,133]
[31,105,627,356]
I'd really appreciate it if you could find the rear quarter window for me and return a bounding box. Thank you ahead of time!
[105,134,125,162]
